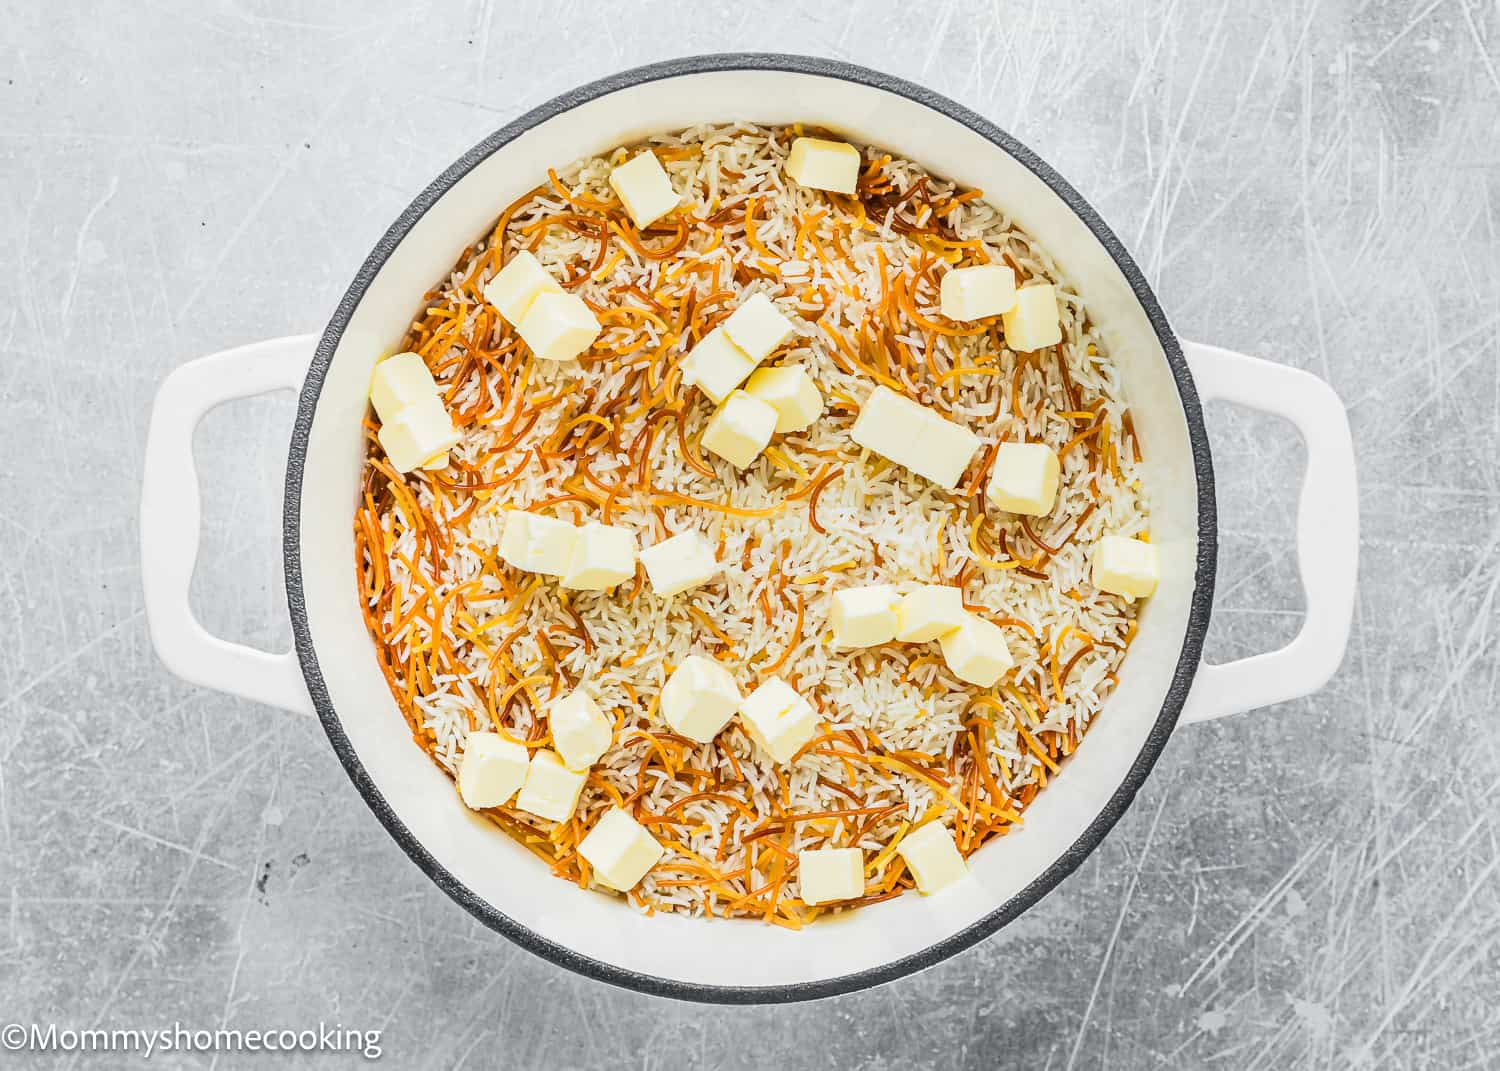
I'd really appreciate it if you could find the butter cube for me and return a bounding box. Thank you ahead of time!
[939,264,1017,321]
[744,364,824,434]
[987,443,1060,516]
[828,584,899,649]
[721,294,796,362]
[369,352,439,422]
[547,690,612,771]
[849,386,980,489]
[609,150,680,229]
[660,655,742,743]
[640,531,719,598]
[938,613,1014,687]
[560,523,636,591]
[515,749,586,823]
[739,677,818,764]
[1091,535,1159,600]
[910,412,982,489]
[579,807,664,892]
[1001,283,1063,352]
[498,510,578,576]
[456,731,529,810]
[786,136,862,195]
[483,250,563,325]
[798,846,865,905]
[895,585,967,643]
[701,390,777,469]
[377,394,461,473]
[517,291,601,362]
[681,327,757,404]
[896,822,968,894]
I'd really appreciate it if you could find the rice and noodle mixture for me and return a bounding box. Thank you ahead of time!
[353,123,1150,924]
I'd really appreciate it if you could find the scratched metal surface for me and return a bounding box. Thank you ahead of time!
[1,0,1497,1067]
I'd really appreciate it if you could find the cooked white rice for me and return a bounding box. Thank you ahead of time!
[354,123,1149,924]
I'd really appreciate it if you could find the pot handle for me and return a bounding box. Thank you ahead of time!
[140,336,319,716]
[1178,341,1358,724]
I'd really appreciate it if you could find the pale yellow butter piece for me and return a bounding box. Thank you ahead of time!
[1091,535,1159,600]
[547,690,612,771]
[377,394,460,473]
[895,585,967,643]
[608,150,680,229]
[797,846,865,904]
[640,530,719,598]
[701,390,777,469]
[660,654,742,743]
[1002,283,1063,352]
[938,613,1014,687]
[560,522,636,591]
[498,510,578,576]
[721,293,796,362]
[579,807,664,892]
[896,822,968,894]
[828,584,899,649]
[514,749,586,823]
[987,442,1060,516]
[739,677,817,764]
[682,327,757,404]
[939,264,1017,321]
[849,386,980,489]
[744,364,824,434]
[517,291,601,362]
[369,352,439,423]
[482,250,563,325]
[456,731,528,810]
[786,136,862,195]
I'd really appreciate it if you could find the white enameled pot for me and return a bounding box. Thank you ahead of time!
[140,54,1359,1003]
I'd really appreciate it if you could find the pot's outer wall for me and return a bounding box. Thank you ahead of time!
[283,54,1216,1002]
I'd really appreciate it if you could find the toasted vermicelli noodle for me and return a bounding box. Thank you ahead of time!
[353,124,1150,924]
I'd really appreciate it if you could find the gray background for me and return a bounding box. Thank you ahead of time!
[2,0,1496,1067]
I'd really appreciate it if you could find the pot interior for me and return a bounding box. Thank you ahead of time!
[291,58,1208,996]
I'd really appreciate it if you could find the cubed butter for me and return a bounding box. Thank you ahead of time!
[560,522,636,591]
[498,510,578,576]
[1001,283,1063,352]
[895,585,967,643]
[744,364,824,433]
[987,442,1060,516]
[938,613,1015,687]
[721,293,796,362]
[849,386,980,489]
[786,136,862,195]
[660,655,742,743]
[482,250,563,325]
[828,584,899,649]
[1091,535,1159,600]
[455,731,529,810]
[797,846,865,905]
[514,749,586,823]
[517,291,602,362]
[546,690,612,771]
[681,327,757,404]
[701,390,777,469]
[640,530,719,598]
[939,264,1017,321]
[369,352,439,422]
[377,394,461,473]
[579,807,664,892]
[896,822,968,894]
[739,677,818,764]
[609,150,680,229]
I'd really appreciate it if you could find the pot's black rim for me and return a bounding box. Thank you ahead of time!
[284,52,1217,1005]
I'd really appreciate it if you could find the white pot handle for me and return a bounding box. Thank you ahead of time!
[140,335,319,716]
[1178,340,1359,724]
